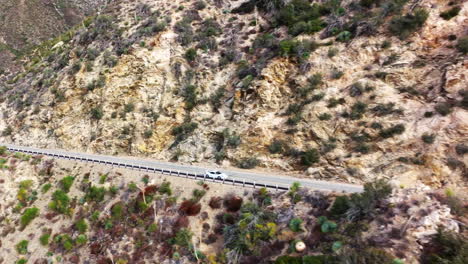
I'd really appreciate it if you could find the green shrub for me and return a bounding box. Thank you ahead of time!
[69,61,81,75]
[60,176,74,192]
[318,113,332,121]
[185,48,197,62]
[360,0,378,8]
[90,106,103,120]
[159,181,172,195]
[172,228,193,248]
[16,259,27,264]
[268,139,287,154]
[379,124,405,139]
[122,103,134,114]
[85,186,106,202]
[0,146,7,155]
[76,234,87,245]
[172,120,198,144]
[423,228,468,263]
[210,86,225,110]
[49,190,70,214]
[338,248,396,264]
[301,148,320,166]
[330,195,350,217]
[279,39,318,61]
[345,179,392,221]
[128,182,138,192]
[275,256,302,264]
[349,101,368,120]
[327,47,338,58]
[55,234,74,251]
[289,218,303,232]
[2,126,13,136]
[317,216,337,233]
[41,183,52,193]
[435,102,453,116]
[75,219,88,233]
[194,1,206,10]
[111,202,124,219]
[456,36,468,54]
[440,6,461,20]
[40,233,50,246]
[143,130,153,139]
[99,174,107,184]
[422,133,436,144]
[20,207,39,228]
[192,189,206,202]
[288,182,301,204]
[389,8,429,39]
[16,240,29,254]
[237,157,260,169]
[91,211,100,222]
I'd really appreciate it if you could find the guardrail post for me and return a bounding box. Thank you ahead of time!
[177,171,180,177]
[185,172,188,178]
[222,178,225,184]
[243,179,245,187]
[253,181,256,189]
[276,184,278,192]
[203,173,206,181]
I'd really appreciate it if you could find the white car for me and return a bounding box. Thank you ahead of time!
[205,170,228,180]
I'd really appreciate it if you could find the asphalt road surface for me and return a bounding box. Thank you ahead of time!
[2,143,363,193]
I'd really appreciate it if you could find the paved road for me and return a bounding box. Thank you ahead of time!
[2,143,363,193]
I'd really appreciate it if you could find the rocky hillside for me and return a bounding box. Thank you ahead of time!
[0,0,467,187]
[0,147,466,263]
[0,0,109,73]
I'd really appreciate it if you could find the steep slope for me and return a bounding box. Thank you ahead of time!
[0,0,466,187]
[0,0,109,73]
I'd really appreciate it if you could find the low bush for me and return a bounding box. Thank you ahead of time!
[172,228,193,248]
[301,148,320,166]
[20,207,39,228]
[76,234,87,245]
[60,176,75,192]
[440,6,461,20]
[268,139,287,154]
[349,101,368,120]
[434,102,453,116]
[421,133,436,144]
[40,233,50,246]
[159,181,172,195]
[330,195,350,217]
[49,190,70,214]
[456,35,468,54]
[289,218,303,232]
[16,240,29,254]
[279,39,318,61]
[388,8,429,39]
[172,120,198,144]
[345,179,392,221]
[75,219,88,234]
[379,124,405,139]
[90,106,103,120]
[210,86,225,110]
[422,228,468,263]
[288,182,301,204]
[184,48,197,62]
[237,157,260,169]
[85,186,106,202]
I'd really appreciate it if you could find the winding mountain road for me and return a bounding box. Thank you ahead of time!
[2,143,363,193]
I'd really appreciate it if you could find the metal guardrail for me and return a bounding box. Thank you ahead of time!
[6,147,290,192]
